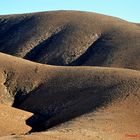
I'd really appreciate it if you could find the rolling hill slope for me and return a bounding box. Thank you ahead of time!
[0,11,140,69]
[0,52,139,139]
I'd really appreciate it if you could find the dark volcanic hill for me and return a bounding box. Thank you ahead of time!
[0,11,140,70]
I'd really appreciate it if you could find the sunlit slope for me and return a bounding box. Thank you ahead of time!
[0,104,32,136]
[0,53,139,133]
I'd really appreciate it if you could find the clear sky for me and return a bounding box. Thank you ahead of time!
[0,0,139,23]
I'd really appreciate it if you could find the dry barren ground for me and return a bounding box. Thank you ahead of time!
[0,11,140,140]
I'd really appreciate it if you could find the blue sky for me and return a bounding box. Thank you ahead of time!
[0,0,139,23]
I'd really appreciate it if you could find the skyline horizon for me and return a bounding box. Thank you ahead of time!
[0,0,139,23]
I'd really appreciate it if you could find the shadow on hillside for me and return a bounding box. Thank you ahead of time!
[25,84,122,133]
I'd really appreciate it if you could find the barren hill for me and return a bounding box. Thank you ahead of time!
[0,11,140,140]
[0,11,140,70]
[0,52,139,139]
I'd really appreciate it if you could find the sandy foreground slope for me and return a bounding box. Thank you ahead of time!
[0,104,32,136]
[0,52,139,140]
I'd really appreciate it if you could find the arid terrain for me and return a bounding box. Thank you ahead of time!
[0,11,140,140]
